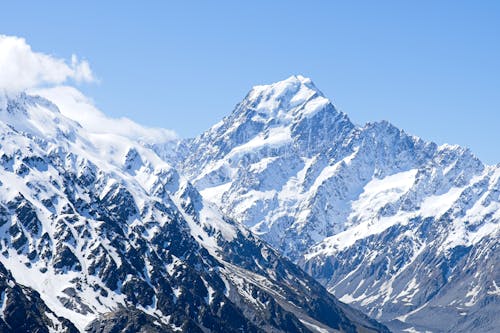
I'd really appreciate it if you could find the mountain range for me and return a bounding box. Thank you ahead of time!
[0,89,388,332]
[0,75,497,332]
[170,75,499,333]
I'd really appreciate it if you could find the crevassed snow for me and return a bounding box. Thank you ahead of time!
[227,126,291,159]
[305,166,500,261]
[305,170,418,258]
[349,169,418,224]
[297,95,329,119]
[419,187,463,218]
[199,182,232,207]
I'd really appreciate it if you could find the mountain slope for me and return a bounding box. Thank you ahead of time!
[180,75,500,332]
[0,260,79,332]
[0,91,388,332]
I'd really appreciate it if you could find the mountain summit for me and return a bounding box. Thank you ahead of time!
[179,76,500,333]
[181,76,354,186]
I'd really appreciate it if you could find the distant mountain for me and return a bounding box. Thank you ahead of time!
[178,75,500,332]
[0,91,388,333]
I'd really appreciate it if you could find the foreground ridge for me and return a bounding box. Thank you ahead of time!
[0,91,389,332]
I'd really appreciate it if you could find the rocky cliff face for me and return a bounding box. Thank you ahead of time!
[0,261,79,333]
[179,75,500,332]
[0,92,388,333]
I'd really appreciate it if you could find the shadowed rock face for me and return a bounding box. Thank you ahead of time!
[177,76,500,332]
[0,92,389,332]
[85,308,174,333]
[0,261,79,333]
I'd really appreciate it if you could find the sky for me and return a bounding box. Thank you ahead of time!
[0,1,499,163]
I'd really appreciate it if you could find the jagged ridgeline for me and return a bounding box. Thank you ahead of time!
[170,76,499,333]
[0,93,389,332]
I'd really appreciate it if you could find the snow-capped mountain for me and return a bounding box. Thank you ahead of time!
[179,75,500,332]
[0,91,389,333]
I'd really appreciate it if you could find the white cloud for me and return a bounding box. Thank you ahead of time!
[0,34,95,94]
[1,34,177,143]
[33,85,178,143]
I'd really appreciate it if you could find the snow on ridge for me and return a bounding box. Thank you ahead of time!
[241,75,335,123]
[32,86,177,144]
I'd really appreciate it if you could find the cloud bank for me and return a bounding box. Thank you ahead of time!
[34,86,177,143]
[0,34,177,143]
[0,34,95,94]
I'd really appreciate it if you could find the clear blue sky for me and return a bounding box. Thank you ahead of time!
[1,1,499,163]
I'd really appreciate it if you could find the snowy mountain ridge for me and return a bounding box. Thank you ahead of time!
[0,73,497,333]
[178,75,499,333]
[0,90,388,333]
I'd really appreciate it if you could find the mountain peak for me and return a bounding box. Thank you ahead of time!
[182,76,356,181]
[246,75,324,113]
[203,76,354,151]
[251,74,319,93]
[0,92,81,141]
